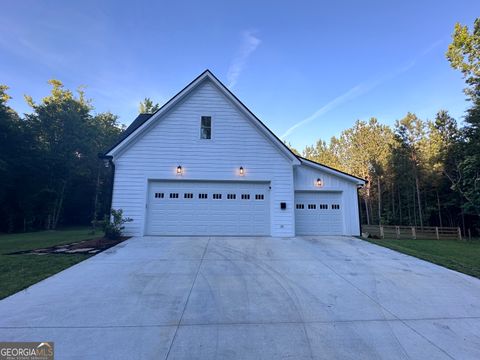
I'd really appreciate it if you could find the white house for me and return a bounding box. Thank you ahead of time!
[103,70,365,237]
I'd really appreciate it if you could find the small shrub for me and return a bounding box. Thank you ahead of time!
[103,209,133,240]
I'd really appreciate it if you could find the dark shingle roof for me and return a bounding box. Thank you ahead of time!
[104,113,153,154]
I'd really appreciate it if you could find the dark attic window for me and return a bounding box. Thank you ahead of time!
[200,116,212,139]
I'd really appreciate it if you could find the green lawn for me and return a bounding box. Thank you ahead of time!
[365,238,480,278]
[0,228,99,299]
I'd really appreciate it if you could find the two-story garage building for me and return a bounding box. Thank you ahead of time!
[103,70,365,237]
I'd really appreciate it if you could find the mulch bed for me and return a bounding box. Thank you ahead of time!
[8,236,130,255]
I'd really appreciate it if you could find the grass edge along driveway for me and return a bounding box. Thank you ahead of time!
[0,228,98,300]
[365,237,480,279]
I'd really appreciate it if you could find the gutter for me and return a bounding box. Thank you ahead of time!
[98,153,115,217]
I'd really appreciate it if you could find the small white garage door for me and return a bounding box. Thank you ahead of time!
[295,191,344,235]
[146,181,270,236]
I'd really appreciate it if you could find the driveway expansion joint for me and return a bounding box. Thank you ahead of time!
[164,236,211,360]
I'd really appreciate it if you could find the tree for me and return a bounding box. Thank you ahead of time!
[24,80,93,229]
[334,119,393,225]
[394,113,427,227]
[446,18,480,218]
[423,111,460,226]
[0,86,22,231]
[446,18,480,101]
[139,97,160,113]
[302,118,393,225]
[285,141,300,156]
[23,80,124,230]
[302,139,341,170]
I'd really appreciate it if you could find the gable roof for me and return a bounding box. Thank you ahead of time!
[103,69,365,185]
[298,156,366,185]
[104,70,299,163]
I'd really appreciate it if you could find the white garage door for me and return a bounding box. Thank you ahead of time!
[146,181,270,236]
[295,192,344,235]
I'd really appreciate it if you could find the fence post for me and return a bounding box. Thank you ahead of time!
[411,227,416,240]
[457,227,462,240]
[396,226,400,239]
[380,226,384,239]
[435,227,439,240]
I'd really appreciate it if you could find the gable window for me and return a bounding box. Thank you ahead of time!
[200,116,212,139]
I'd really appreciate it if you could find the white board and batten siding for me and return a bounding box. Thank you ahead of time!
[111,79,295,237]
[294,164,361,236]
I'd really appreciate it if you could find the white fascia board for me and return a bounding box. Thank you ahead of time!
[300,158,365,185]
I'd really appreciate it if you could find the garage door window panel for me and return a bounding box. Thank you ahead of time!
[147,182,270,236]
[295,192,343,235]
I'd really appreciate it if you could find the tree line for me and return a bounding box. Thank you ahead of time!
[291,18,480,234]
[0,81,124,232]
[0,19,478,234]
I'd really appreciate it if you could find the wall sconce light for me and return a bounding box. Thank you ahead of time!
[316,178,323,187]
[239,166,244,176]
[99,154,113,168]
[176,165,183,175]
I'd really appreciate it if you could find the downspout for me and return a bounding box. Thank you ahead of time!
[357,185,363,237]
[98,153,115,217]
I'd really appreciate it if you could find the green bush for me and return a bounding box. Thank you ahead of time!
[103,209,132,240]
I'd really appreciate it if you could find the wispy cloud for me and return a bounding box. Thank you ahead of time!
[227,30,261,89]
[281,39,444,139]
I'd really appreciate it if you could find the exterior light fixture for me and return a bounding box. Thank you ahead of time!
[239,166,244,176]
[316,178,323,187]
[98,154,113,168]
[176,165,183,175]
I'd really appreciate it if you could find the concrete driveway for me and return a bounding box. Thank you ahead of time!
[1,236,480,359]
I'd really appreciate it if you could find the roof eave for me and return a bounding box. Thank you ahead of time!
[299,157,366,185]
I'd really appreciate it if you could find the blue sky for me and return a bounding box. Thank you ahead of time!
[1,0,478,150]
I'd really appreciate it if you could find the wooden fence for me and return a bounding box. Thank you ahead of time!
[362,224,462,240]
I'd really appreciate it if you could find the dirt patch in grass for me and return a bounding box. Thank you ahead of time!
[7,236,130,255]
